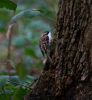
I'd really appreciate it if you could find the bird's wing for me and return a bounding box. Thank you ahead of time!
[39,39,45,57]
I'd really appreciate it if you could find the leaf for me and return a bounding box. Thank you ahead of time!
[25,48,37,58]
[0,11,11,32]
[9,76,20,86]
[0,76,20,87]
[13,87,28,100]
[0,94,12,100]
[16,62,27,79]
[0,0,17,11]
[4,83,17,93]
[0,76,9,87]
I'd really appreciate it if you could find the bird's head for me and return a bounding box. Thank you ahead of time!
[44,31,51,36]
[43,31,52,43]
[43,31,49,35]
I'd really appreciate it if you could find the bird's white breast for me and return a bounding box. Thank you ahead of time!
[48,32,52,43]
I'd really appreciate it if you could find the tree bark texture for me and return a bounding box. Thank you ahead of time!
[25,0,92,100]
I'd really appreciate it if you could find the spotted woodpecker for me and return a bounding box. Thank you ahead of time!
[39,31,52,57]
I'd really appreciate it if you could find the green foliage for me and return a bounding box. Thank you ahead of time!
[0,76,8,87]
[0,75,35,99]
[0,0,58,99]
[0,0,17,11]
[0,94,12,100]
[0,10,11,32]
[16,62,27,79]
[13,87,28,100]
[25,47,37,58]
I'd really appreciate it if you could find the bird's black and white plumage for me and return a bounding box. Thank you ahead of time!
[39,31,52,57]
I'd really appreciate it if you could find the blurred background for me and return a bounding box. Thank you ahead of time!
[0,0,58,99]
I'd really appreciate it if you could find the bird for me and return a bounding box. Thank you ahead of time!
[39,31,52,57]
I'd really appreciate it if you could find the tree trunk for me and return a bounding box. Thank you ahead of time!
[25,0,92,100]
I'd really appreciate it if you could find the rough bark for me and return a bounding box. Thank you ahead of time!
[25,0,92,100]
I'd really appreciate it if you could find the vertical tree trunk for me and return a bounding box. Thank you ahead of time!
[25,0,92,100]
